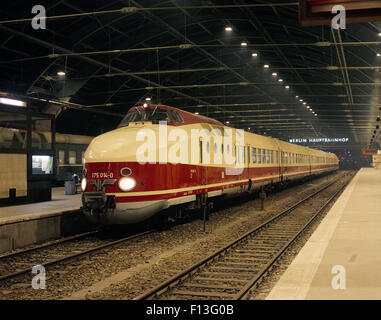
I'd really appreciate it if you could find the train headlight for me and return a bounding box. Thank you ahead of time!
[118,177,136,192]
[81,178,87,192]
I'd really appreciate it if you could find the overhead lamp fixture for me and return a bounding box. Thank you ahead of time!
[57,71,66,76]
[278,79,283,82]
[252,52,258,57]
[145,97,151,101]
[0,97,26,107]
[378,32,381,36]
[226,121,230,124]
[272,72,277,76]
[296,96,299,98]
[264,64,269,69]
[241,42,248,47]
[303,102,307,105]
[285,86,290,89]
[307,106,310,109]
[378,53,381,57]
[225,27,233,32]
[195,112,199,115]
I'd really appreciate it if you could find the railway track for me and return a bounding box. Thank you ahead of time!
[0,230,152,283]
[134,172,354,300]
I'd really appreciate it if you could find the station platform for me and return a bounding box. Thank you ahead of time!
[266,168,381,300]
[0,187,81,224]
[0,188,89,254]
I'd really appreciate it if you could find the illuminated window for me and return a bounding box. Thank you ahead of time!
[69,151,76,164]
[32,155,53,175]
[59,150,65,164]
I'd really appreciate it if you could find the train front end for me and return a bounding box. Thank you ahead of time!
[81,105,173,225]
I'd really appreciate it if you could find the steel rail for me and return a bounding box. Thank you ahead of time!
[133,173,353,300]
[236,176,353,299]
[0,230,98,260]
[0,230,153,282]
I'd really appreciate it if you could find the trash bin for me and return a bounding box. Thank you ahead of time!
[65,180,76,195]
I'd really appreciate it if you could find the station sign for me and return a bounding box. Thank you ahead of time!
[289,138,349,144]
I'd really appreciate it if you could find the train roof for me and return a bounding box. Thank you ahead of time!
[126,104,224,127]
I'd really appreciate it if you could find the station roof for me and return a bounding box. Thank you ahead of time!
[0,1,380,149]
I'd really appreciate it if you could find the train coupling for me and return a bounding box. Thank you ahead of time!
[82,192,116,216]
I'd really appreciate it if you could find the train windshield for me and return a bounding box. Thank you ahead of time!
[119,107,172,127]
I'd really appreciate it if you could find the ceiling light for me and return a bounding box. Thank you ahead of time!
[272,72,277,76]
[252,53,258,57]
[264,64,269,69]
[226,121,230,124]
[378,32,381,37]
[299,99,303,102]
[241,42,247,47]
[225,27,233,32]
[303,102,306,105]
[195,112,199,115]
[145,97,151,101]
[307,106,310,109]
[0,97,26,107]
[378,53,381,57]
[296,96,299,98]
[57,71,66,76]
[278,79,283,82]
[285,86,290,89]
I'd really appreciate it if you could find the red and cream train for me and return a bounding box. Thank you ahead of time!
[81,105,339,225]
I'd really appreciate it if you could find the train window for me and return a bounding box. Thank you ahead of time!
[206,142,210,154]
[247,146,250,164]
[221,144,224,154]
[227,144,230,154]
[214,142,217,154]
[258,149,262,164]
[82,151,85,164]
[271,151,274,164]
[242,146,245,164]
[266,150,270,163]
[252,148,257,163]
[69,151,76,164]
[263,149,266,164]
[119,107,173,126]
[58,150,65,164]
[171,110,184,124]
[276,151,279,164]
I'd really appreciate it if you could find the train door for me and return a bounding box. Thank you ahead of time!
[199,138,207,186]
[277,149,282,182]
[247,145,251,180]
